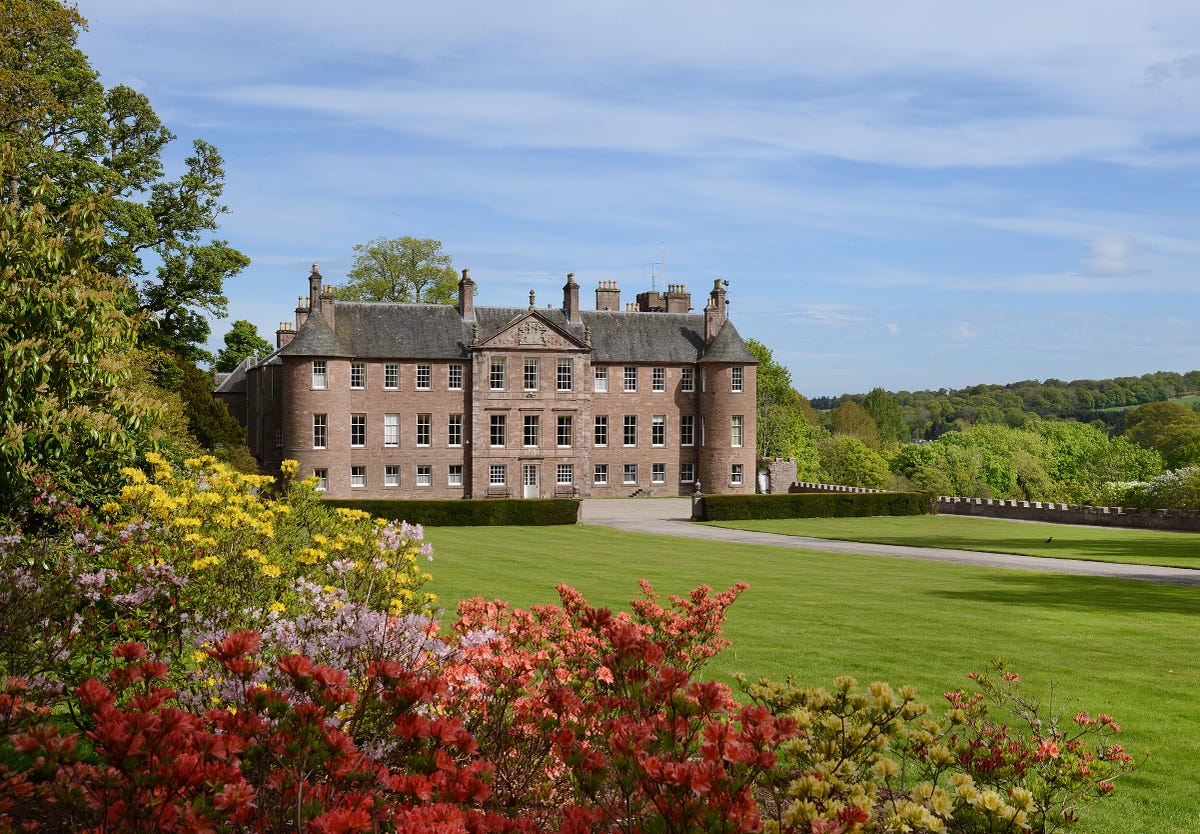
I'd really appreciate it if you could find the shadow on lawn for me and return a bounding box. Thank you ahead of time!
[826,531,1200,567]
[933,571,1200,617]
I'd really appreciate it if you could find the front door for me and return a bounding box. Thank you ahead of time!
[523,464,540,498]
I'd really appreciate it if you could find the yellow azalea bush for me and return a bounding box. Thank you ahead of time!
[744,666,1134,833]
[103,455,436,624]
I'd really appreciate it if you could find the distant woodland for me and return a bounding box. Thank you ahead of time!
[808,370,1200,438]
[750,342,1200,510]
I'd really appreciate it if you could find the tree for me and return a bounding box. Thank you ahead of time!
[745,339,823,477]
[337,236,458,303]
[215,319,273,372]
[1,0,248,361]
[863,387,905,444]
[0,147,162,512]
[830,400,880,449]
[1121,401,1200,469]
[817,434,892,489]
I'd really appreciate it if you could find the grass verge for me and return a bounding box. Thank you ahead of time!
[424,524,1200,834]
[705,514,1200,569]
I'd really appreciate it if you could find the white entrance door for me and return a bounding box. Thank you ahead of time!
[523,464,540,498]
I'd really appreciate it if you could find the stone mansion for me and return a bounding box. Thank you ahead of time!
[216,266,757,499]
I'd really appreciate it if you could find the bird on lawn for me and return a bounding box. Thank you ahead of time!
[1045,536,1053,543]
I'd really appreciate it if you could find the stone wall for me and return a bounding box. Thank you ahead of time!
[788,481,886,494]
[776,481,1200,533]
[936,496,1200,533]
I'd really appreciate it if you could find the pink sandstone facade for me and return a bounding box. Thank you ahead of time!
[216,266,757,500]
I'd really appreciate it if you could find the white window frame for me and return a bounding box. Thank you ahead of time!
[384,465,400,487]
[523,414,540,447]
[680,415,694,446]
[680,463,694,484]
[731,464,744,485]
[448,465,464,486]
[489,464,507,486]
[350,361,365,389]
[350,414,365,448]
[416,413,431,447]
[448,413,463,447]
[557,359,573,392]
[623,366,638,392]
[416,364,432,390]
[651,415,665,447]
[594,415,608,447]
[652,367,666,392]
[593,464,608,485]
[524,358,540,391]
[314,468,328,491]
[312,414,327,449]
[351,465,365,489]
[556,464,574,486]
[312,361,327,390]
[557,415,573,447]
[731,415,744,448]
[416,465,433,487]
[594,367,608,393]
[623,415,637,447]
[623,463,638,484]
[731,366,744,393]
[448,363,463,390]
[384,363,399,389]
[681,367,694,393]
[490,358,506,391]
[490,414,506,447]
[651,463,666,484]
[384,413,399,447]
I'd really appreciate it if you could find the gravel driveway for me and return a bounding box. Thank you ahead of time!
[579,498,1200,587]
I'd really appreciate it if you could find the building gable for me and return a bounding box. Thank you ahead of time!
[475,310,590,352]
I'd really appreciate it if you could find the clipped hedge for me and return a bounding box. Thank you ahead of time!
[701,491,933,520]
[322,497,580,527]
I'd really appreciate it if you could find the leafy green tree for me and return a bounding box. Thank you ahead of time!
[863,387,906,444]
[818,434,892,489]
[0,148,161,511]
[1,0,248,360]
[744,339,823,475]
[1121,401,1200,469]
[830,400,880,450]
[215,319,273,372]
[337,236,458,303]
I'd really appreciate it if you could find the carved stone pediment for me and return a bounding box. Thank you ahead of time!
[476,312,590,351]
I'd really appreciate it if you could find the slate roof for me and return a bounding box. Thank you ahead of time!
[277,301,756,364]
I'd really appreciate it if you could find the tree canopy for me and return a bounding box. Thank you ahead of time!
[0,147,162,510]
[2,0,248,361]
[337,236,458,303]
[215,319,273,373]
[745,339,822,478]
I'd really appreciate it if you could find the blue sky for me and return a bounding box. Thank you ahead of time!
[78,1,1200,396]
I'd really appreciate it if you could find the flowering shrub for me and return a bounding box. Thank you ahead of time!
[0,456,434,716]
[744,663,1135,833]
[1105,467,1200,511]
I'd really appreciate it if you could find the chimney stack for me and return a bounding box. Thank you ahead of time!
[276,321,296,348]
[704,278,728,343]
[595,280,620,311]
[308,263,322,310]
[458,268,476,321]
[563,272,581,323]
[664,283,691,313]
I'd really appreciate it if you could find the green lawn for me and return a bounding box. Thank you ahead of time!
[706,514,1200,569]
[423,524,1200,833]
